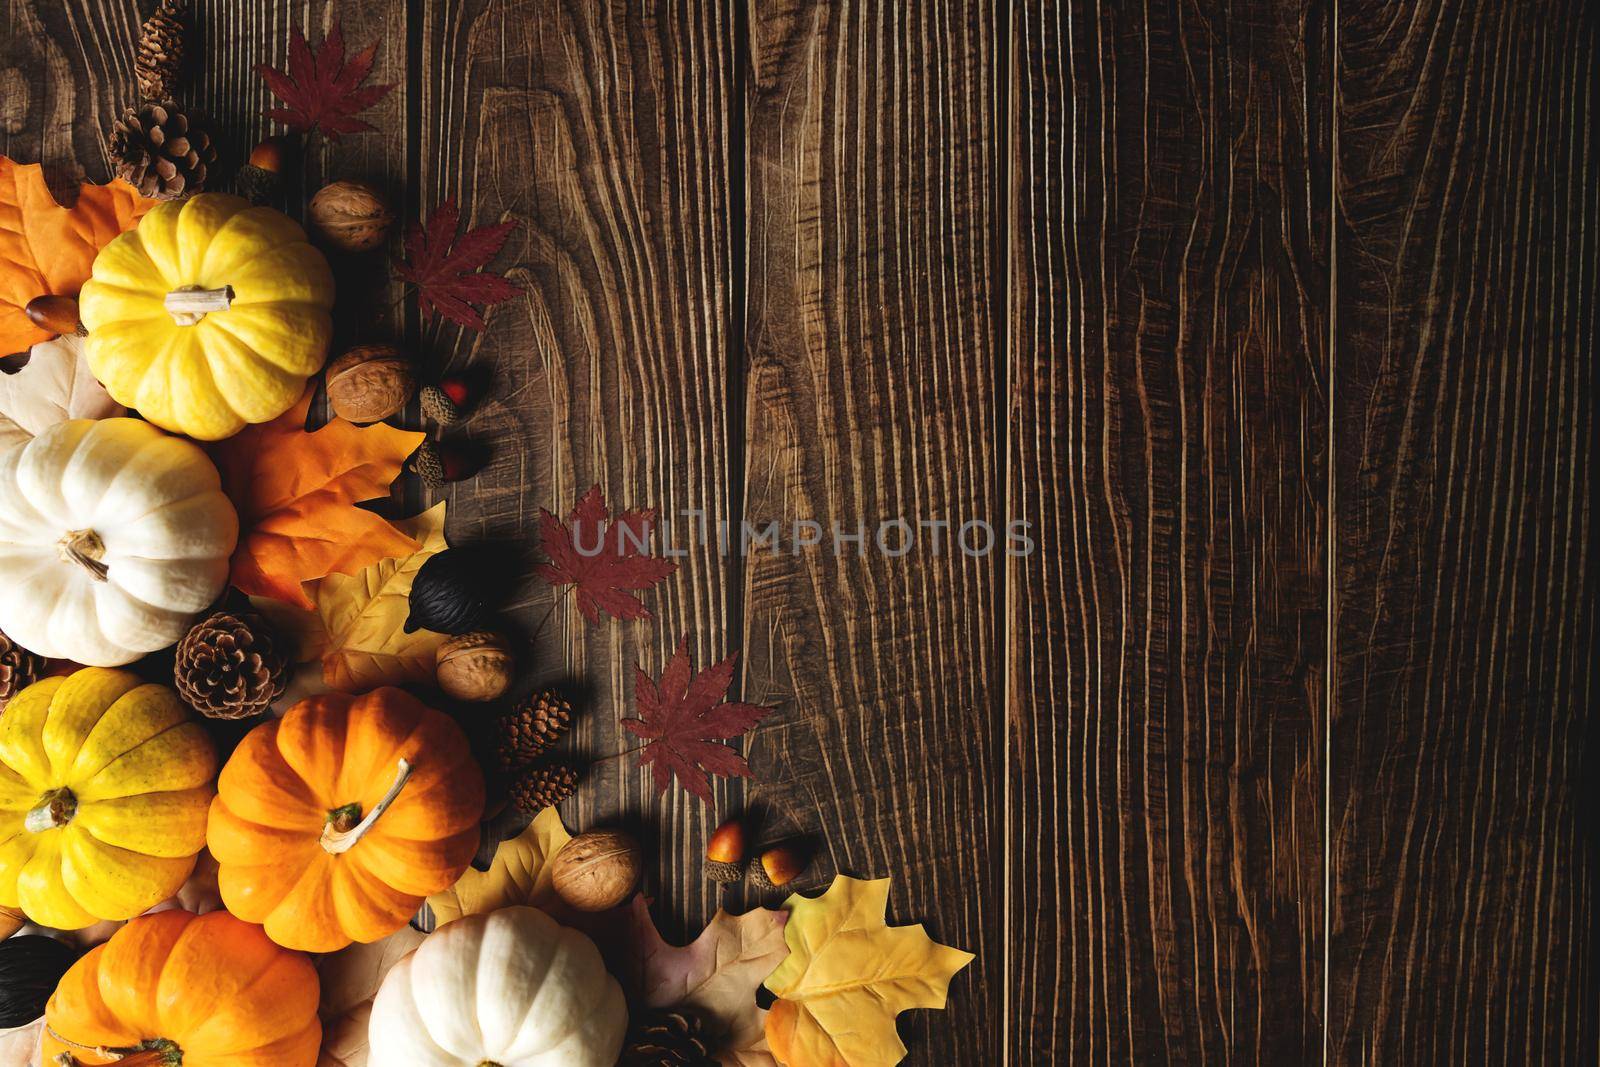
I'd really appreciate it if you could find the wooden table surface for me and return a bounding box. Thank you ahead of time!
[3,1,1594,1063]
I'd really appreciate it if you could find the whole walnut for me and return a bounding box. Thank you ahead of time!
[325,345,415,423]
[308,180,393,252]
[434,631,514,701]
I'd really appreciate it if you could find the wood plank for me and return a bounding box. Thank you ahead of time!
[1328,1,1597,1062]
[416,0,737,938]
[1009,1,1331,1061]
[742,3,1001,1061]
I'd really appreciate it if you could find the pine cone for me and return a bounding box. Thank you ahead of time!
[508,761,579,815]
[135,0,186,102]
[174,611,288,719]
[619,1009,718,1067]
[0,630,44,706]
[494,690,573,770]
[110,102,214,200]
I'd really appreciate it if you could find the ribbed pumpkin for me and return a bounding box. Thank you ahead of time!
[78,193,335,441]
[42,909,320,1067]
[0,669,216,930]
[207,688,485,952]
[0,418,238,666]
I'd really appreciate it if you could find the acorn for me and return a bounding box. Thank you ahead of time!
[325,344,415,423]
[703,817,746,884]
[405,548,489,634]
[749,843,807,891]
[407,439,486,488]
[23,295,84,337]
[434,630,513,701]
[419,376,473,425]
[234,135,292,204]
[308,179,393,253]
[551,830,642,912]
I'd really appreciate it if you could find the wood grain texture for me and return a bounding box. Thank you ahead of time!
[1328,1,1597,1062]
[1,0,140,183]
[1009,1,1330,1062]
[741,2,1001,1061]
[416,0,738,938]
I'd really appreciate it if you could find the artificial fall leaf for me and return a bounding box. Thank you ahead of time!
[394,199,520,329]
[313,502,450,691]
[0,156,153,353]
[255,22,396,141]
[614,895,790,1067]
[316,925,426,1067]
[536,485,679,624]
[425,806,572,926]
[211,388,424,609]
[762,877,974,1067]
[623,635,771,803]
[0,1018,41,1067]
[0,332,124,448]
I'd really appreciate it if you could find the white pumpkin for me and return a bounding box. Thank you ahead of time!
[368,906,627,1067]
[0,418,238,665]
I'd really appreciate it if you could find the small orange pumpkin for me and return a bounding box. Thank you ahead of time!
[42,909,320,1066]
[207,687,484,952]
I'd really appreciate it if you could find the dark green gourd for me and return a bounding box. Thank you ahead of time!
[405,549,489,634]
[0,934,77,1026]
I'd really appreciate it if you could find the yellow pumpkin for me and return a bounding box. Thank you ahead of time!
[78,193,334,441]
[0,668,217,929]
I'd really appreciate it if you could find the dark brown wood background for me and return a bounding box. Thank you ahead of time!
[2,0,1593,1062]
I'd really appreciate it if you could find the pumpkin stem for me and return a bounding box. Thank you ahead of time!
[320,758,413,854]
[164,285,234,326]
[57,529,109,582]
[25,787,76,832]
[48,1033,181,1066]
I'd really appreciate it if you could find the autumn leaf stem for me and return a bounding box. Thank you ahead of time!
[528,585,574,645]
[589,743,649,771]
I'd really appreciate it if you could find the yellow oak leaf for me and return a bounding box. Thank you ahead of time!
[425,806,572,926]
[763,877,974,1067]
[314,501,449,691]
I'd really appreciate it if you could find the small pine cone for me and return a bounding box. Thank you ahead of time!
[0,629,45,706]
[110,101,214,200]
[619,1009,718,1067]
[508,761,579,815]
[174,611,288,719]
[134,0,186,102]
[495,690,573,770]
[419,384,459,425]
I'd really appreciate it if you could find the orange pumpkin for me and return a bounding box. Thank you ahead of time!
[206,687,484,952]
[42,909,320,1067]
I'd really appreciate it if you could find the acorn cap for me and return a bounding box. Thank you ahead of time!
[419,384,460,425]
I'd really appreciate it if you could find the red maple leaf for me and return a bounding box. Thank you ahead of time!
[623,636,772,803]
[394,199,521,329]
[255,22,396,141]
[535,485,678,623]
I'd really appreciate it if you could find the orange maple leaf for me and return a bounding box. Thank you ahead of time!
[210,388,426,609]
[0,157,155,353]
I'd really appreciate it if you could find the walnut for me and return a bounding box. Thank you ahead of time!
[324,345,415,424]
[551,830,642,912]
[434,630,514,701]
[308,180,393,253]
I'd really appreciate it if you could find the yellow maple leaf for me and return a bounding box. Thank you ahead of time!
[315,501,450,691]
[763,877,973,1067]
[426,806,572,926]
